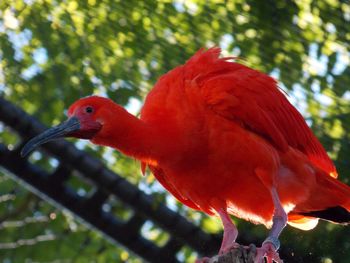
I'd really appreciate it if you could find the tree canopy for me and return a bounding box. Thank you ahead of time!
[0,0,349,262]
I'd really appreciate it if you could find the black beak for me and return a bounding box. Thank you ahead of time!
[21,117,80,157]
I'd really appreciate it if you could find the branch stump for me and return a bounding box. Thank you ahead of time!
[207,244,258,263]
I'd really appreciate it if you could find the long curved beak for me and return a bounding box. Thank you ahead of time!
[21,117,80,157]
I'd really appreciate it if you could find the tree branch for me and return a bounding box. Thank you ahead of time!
[207,245,258,263]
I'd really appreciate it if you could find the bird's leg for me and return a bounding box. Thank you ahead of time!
[195,208,238,263]
[255,188,286,263]
[217,208,239,254]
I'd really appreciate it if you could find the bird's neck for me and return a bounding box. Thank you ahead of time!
[91,106,166,164]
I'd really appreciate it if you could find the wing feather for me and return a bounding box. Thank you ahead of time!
[187,48,337,177]
[148,165,200,210]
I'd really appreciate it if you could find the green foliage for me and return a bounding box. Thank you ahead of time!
[0,0,350,262]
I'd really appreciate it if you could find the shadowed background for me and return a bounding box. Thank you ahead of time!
[0,0,349,262]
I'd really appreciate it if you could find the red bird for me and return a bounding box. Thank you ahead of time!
[22,48,350,262]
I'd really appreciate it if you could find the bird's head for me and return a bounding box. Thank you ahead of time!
[21,96,119,157]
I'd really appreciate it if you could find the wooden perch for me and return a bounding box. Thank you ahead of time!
[206,244,258,263]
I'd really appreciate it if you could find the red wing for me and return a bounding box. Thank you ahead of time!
[190,50,337,177]
[147,165,200,210]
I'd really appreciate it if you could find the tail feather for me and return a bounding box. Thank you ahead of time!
[292,168,350,225]
[299,206,350,224]
[315,171,350,213]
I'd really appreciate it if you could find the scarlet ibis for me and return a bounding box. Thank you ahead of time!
[22,48,350,262]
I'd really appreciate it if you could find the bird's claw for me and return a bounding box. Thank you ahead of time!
[254,242,283,263]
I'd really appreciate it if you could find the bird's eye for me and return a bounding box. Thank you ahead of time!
[85,106,94,114]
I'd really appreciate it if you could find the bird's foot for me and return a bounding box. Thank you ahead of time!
[219,241,240,255]
[195,242,241,263]
[254,242,283,263]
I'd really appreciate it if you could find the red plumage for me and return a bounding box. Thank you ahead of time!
[140,48,347,228]
[23,47,350,262]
